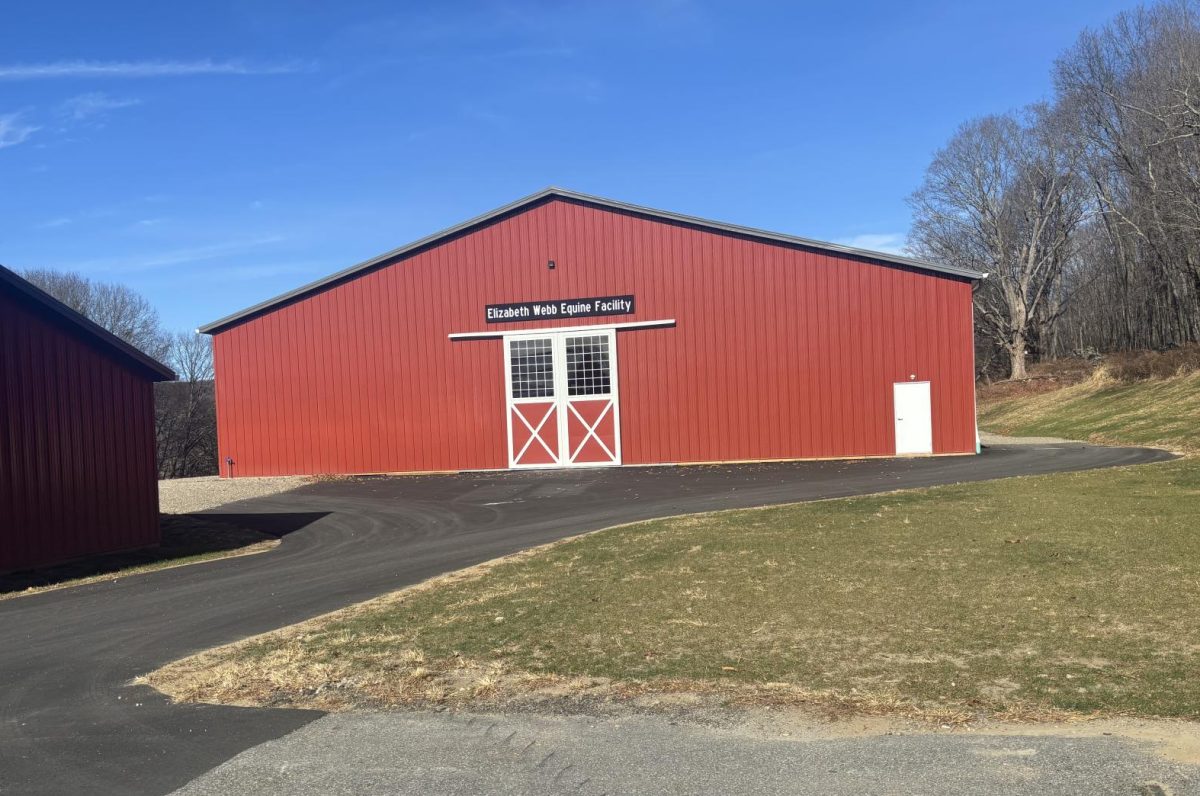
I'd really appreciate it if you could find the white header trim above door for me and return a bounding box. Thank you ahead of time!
[449,318,675,341]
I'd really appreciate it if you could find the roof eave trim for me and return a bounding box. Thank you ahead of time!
[198,187,986,334]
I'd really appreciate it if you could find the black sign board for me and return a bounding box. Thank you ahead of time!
[485,295,635,324]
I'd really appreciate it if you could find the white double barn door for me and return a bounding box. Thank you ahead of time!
[504,329,621,469]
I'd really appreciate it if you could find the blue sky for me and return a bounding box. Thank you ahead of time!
[1,0,1134,332]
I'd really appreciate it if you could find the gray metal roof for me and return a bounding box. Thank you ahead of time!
[0,264,176,381]
[199,187,986,334]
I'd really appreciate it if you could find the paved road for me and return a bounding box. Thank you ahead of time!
[0,444,1175,795]
[176,711,1200,796]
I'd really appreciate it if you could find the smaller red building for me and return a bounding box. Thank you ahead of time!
[1,266,175,574]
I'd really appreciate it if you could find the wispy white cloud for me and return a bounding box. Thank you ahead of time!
[0,112,39,149]
[0,59,305,81]
[60,92,142,120]
[204,262,322,281]
[835,232,908,256]
[63,235,286,273]
[38,217,72,229]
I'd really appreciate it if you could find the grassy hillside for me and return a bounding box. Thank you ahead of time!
[979,369,1200,453]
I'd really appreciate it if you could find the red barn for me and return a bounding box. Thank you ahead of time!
[1,266,175,573]
[200,189,983,477]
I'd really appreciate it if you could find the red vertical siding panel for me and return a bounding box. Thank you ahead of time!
[951,280,967,450]
[822,260,841,457]
[773,247,792,459]
[835,262,854,456]
[409,261,429,468]
[776,246,794,457]
[234,324,253,473]
[820,254,840,458]
[743,239,764,459]
[326,288,350,473]
[379,267,402,469]
[353,279,376,472]
[229,324,249,473]
[291,300,313,473]
[870,263,890,453]
[670,226,687,462]
[384,261,407,468]
[233,325,253,474]
[856,263,875,453]
[297,309,315,475]
[278,311,299,473]
[678,222,699,462]
[861,264,877,455]
[41,332,65,559]
[330,288,348,473]
[844,262,858,455]
[260,315,280,473]
[250,320,270,474]
[847,264,867,455]
[212,335,227,474]
[934,279,952,452]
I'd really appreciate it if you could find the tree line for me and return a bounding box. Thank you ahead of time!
[909,0,1200,379]
[22,268,218,478]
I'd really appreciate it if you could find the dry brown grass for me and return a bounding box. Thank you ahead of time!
[1104,343,1200,382]
[978,344,1200,405]
[144,638,1055,727]
[144,457,1200,725]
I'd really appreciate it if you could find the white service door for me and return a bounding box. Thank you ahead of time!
[893,381,933,455]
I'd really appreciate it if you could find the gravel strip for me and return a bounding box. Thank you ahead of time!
[980,431,1080,446]
[158,475,309,515]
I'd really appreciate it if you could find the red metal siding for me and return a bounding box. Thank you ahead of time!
[212,197,977,476]
[1,290,160,573]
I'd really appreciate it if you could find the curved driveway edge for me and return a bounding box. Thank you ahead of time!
[0,443,1175,795]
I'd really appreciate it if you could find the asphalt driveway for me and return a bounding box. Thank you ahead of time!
[0,443,1175,795]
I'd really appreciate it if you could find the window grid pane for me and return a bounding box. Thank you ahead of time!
[509,338,554,398]
[566,335,611,396]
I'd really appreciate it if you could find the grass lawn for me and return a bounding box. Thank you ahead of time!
[0,515,277,598]
[979,371,1200,453]
[146,456,1200,722]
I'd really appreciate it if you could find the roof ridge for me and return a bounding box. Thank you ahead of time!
[199,188,985,334]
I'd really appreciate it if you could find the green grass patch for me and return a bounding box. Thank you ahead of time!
[979,371,1200,452]
[148,458,1200,721]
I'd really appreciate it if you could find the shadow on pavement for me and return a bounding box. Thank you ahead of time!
[0,511,329,594]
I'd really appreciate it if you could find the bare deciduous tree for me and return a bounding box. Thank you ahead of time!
[1053,0,1200,353]
[908,106,1087,379]
[908,1,1200,378]
[22,268,170,361]
[156,332,218,478]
